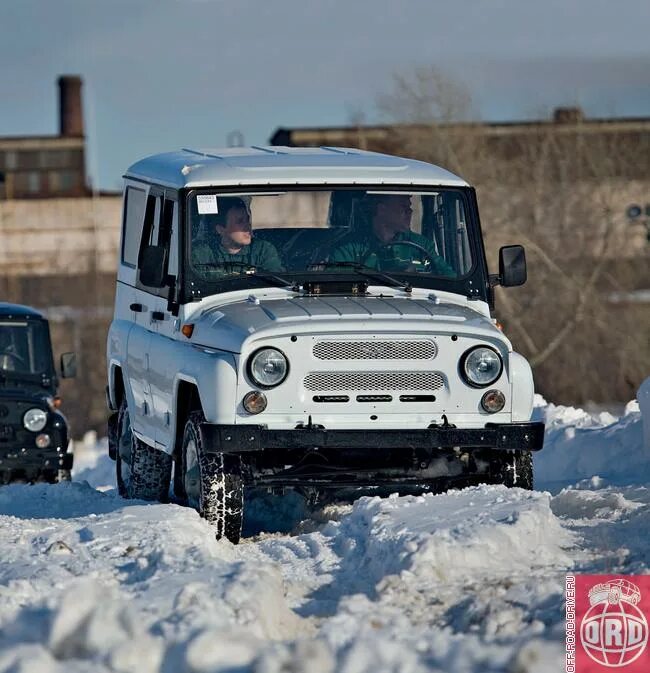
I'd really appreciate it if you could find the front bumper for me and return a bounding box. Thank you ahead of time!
[200,421,545,455]
[0,446,73,483]
[0,422,72,483]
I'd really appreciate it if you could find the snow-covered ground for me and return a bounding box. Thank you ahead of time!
[0,395,648,673]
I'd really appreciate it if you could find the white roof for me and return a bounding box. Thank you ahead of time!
[124,146,469,189]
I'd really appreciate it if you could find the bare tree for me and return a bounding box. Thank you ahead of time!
[377,66,475,124]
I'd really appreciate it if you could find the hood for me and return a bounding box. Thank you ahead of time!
[0,386,51,405]
[189,293,505,353]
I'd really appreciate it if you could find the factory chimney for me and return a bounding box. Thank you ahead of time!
[58,75,84,137]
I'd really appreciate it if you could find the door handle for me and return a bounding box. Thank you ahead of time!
[130,303,144,312]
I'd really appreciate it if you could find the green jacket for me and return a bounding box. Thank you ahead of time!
[191,238,283,276]
[330,230,455,277]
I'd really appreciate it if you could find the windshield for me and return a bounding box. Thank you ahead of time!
[185,188,476,296]
[0,320,53,377]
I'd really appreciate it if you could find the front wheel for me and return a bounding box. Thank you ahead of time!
[57,469,72,483]
[116,398,172,501]
[180,411,243,543]
[492,450,533,490]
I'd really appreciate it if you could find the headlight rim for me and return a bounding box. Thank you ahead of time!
[459,345,504,388]
[247,346,289,389]
[23,407,48,432]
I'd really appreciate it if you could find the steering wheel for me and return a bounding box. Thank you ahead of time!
[362,240,438,270]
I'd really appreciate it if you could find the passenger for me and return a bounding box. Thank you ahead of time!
[330,194,454,276]
[192,197,283,273]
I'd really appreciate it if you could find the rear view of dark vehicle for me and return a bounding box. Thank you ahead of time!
[0,303,76,484]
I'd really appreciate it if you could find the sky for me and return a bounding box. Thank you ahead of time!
[1,0,649,190]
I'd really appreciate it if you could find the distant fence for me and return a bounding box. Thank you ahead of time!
[0,196,121,276]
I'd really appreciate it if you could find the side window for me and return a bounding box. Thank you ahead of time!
[136,192,162,290]
[453,197,472,274]
[422,192,473,276]
[136,192,179,296]
[122,187,147,267]
[165,200,179,277]
[138,193,162,258]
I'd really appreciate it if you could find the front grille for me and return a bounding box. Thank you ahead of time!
[313,340,437,360]
[313,395,350,403]
[400,394,437,402]
[304,371,445,391]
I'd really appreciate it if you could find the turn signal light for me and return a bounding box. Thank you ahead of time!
[35,433,51,448]
[243,391,267,414]
[481,389,506,413]
[181,324,194,338]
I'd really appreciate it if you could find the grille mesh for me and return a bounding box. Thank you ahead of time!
[313,340,436,360]
[304,370,445,391]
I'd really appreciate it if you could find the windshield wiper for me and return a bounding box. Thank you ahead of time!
[315,262,412,293]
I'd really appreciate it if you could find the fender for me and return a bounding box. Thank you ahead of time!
[509,351,535,422]
[165,350,239,454]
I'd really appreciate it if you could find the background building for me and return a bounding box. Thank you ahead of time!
[271,108,650,182]
[0,76,88,200]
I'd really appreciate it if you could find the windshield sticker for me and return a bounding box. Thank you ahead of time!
[196,195,219,214]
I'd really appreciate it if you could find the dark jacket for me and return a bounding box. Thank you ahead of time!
[330,229,455,276]
[191,237,283,276]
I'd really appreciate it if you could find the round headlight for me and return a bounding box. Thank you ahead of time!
[248,348,288,388]
[461,346,503,387]
[23,408,48,432]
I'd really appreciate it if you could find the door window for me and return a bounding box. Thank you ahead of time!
[122,187,147,267]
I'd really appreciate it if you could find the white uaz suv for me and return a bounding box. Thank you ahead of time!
[106,147,544,543]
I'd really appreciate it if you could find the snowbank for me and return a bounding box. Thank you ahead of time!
[533,394,647,489]
[71,431,115,491]
[639,376,650,455]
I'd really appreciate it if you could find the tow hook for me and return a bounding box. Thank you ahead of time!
[428,414,457,430]
[295,415,325,430]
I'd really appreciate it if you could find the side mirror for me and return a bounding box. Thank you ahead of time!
[60,352,77,378]
[139,245,167,288]
[499,245,527,287]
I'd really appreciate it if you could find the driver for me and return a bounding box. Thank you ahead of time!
[0,329,24,371]
[192,197,283,274]
[329,194,454,276]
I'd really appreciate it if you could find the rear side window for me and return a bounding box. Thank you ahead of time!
[122,187,147,267]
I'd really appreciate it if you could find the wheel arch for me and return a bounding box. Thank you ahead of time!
[109,361,126,411]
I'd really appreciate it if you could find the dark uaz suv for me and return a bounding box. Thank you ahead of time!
[0,303,76,483]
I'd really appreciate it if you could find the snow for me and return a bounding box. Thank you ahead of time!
[639,376,650,455]
[533,393,648,489]
[0,392,649,672]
